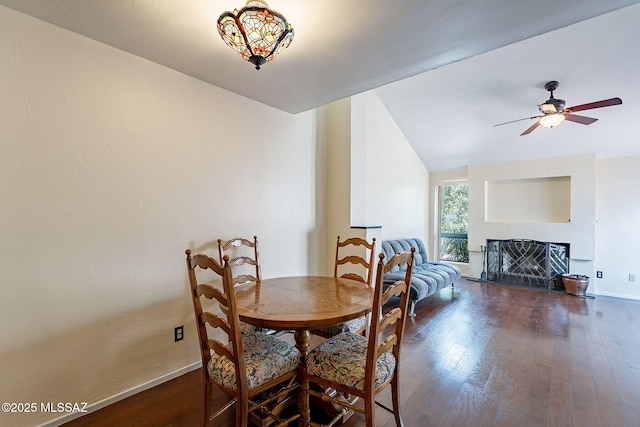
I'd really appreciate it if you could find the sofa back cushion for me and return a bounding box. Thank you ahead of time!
[382,238,429,272]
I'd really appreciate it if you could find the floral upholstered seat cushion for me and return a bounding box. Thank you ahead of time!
[316,315,367,336]
[307,332,396,390]
[239,321,280,335]
[208,331,300,390]
[239,320,260,334]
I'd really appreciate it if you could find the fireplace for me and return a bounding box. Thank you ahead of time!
[486,239,569,289]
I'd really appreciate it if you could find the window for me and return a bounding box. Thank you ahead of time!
[438,183,469,263]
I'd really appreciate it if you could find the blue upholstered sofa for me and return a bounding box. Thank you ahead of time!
[381,238,462,316]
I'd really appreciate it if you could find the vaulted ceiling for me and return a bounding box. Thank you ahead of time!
[2,0,640,171]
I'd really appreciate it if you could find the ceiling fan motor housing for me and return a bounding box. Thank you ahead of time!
[539,97,566,114]
[539,80,566,113]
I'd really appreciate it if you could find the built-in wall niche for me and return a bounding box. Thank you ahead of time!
[485,176,571,223]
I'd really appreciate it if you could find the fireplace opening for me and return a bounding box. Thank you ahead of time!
[486,239,569,289]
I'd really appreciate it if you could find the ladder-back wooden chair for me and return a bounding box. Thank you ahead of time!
[218,236,261,285]
[217,236,263,334]
[307,248,415,427]
[185,249,300,426]
[313,236,376,338]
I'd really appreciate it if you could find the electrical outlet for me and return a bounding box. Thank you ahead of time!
[174,325,184,342]
[596,271,603,278]
[629,274,636,283]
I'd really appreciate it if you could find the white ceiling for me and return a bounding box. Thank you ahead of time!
[2,0,640,172]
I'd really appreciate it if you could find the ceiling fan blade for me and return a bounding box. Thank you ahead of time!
[494,116,541,127]
[565,97,622,113]
[520,120,540,136]
[564,114,598,125]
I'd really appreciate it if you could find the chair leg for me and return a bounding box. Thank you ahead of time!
[202,377,210,427]
[391,375,404,427]
[364,393,376,427]
[408,300,416,317]
[236,400,248,427]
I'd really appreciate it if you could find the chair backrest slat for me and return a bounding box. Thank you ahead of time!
[201,311,230,335]
[377,307,402,332]
[206,339,234,361]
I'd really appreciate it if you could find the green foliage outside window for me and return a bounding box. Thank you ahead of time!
[440,184,469,263]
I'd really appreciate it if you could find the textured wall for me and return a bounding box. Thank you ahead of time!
[596,156,640,299]
[0,6,319,425]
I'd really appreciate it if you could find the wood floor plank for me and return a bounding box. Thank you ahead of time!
[524,362,552,422]
[548,369,575,427]
[570,367,601,427]
[61,280,640,427]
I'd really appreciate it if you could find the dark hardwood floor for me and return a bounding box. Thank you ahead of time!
[62,279,640,427]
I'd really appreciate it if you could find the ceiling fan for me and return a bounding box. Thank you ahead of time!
[494,81,622,136]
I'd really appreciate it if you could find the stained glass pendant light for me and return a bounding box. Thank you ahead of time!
[217,1,294,70]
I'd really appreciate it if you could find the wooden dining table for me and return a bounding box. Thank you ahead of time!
[234,276,374,427]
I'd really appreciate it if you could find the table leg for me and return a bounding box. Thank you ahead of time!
[294,329,311,427]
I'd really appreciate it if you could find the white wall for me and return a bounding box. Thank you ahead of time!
[354,91,431,241]
[595,156,640,299]
[323,98,354,272]
[322,92,431,271]
[464,154,640,300]
[0,7,321,426]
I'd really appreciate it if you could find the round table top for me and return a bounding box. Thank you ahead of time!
[234,276,373,330]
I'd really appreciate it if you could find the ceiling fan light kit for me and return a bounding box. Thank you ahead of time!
[217,0,294,70]
[539,112,565,128]
[495,80,622,136]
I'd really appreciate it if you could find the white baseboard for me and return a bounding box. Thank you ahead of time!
[594,291,640,301]
[39,361,202,427]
